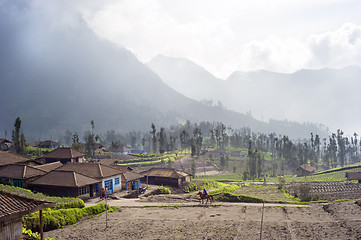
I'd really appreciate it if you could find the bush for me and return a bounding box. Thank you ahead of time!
[214,192,264,203]
[184,182,198,192]
[23,203,113,232]
[155,186,171,195]
[53,199,85,210]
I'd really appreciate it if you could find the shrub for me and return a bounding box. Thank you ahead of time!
[23,203,112,232]
[53,199,85,210]
[214,192,263,203]
[155,186,171,195]
[184,182,198,192]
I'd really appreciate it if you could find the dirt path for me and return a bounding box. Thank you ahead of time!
[45,201,361,240]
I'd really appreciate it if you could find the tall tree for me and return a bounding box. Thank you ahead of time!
[12,117,26,155]
[150,123,157,153]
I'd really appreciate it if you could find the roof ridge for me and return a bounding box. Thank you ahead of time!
[73,171,78,187]
[23,165,27,179]
[98,163,103,178]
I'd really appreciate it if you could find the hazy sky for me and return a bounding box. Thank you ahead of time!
[52,0,361,79]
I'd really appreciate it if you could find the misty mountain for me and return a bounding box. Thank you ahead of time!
[0,1,327,140]
[149,55,361,135]
[0,1,261,139]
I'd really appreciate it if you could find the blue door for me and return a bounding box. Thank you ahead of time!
[104,179,113,194]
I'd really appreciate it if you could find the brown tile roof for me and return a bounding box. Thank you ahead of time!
[0,150,31,166]
[0,165,46,180]
[43,147,85,159]
[106,164,134,172]
[298,164,316,172]
[142,168,190,179]
[29,170,100,187]
[0,139,11,144]
[0,190,54,220]
[56,162,122,179]
[122,171,144,181]
[34,161,63,172]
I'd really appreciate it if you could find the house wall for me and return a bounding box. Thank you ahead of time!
[30,185,80,198]
[102,174,122,194]
[147,176,179,187]
[0,217,22,240]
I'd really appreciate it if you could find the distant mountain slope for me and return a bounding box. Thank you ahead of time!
[148,55,361,134]
[0,1,328,140]
[0,1,264,139]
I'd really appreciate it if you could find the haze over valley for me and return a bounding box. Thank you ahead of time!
[1,0,361,140]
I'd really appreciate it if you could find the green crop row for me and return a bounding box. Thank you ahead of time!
[23,203,119,232]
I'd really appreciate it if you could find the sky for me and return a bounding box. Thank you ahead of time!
[51,0,361,79]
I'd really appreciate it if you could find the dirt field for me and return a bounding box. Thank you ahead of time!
[45,196,361,240]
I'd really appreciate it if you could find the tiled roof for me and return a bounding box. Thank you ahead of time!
[0,150,31,166]
[34,161,63,172]
[0,190,53,220]
[142,168,190,178]
[298,164,316,172]
[30,170,100,187]
[0,164,46,180]
[122,171,144,181]
[108,145,132,152]
[43,147,85,159]
[0,139,11,144]
[56,162,122,179]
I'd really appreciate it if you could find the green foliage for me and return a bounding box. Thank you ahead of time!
[53,199,85,210]
[22,203,116,232]
[22,227,40,239]
[155,186,171,194]
[0,184,74,203]
[214,192,264,203]
[184,182,198,192]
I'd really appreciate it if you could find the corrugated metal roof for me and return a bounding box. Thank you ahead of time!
[0,190,53,220]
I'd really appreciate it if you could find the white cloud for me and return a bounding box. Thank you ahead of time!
[79,0,361,78]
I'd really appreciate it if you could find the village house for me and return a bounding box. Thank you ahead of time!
[33,161,63,172]
[41,147,85,164]
[0,164,47,188]
[0,139,11,151]
[29,170,101,198]
[0,190,54,240]
[296,163,316,177]
[108,145,132,154]
[0,150,40,167]
[141,168,191,188]
[56,162,123,194]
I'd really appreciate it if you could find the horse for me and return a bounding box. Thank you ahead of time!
[197,191,214,204]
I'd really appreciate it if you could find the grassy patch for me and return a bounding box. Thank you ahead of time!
[23,203,119,232]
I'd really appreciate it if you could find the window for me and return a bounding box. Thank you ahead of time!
[79,186,89,195]
[114,177,120,185]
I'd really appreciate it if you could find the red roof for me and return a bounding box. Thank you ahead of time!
[43,147,85,159]
[0,150,31,166]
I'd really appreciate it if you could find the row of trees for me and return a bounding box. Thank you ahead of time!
[8,117,361,174]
